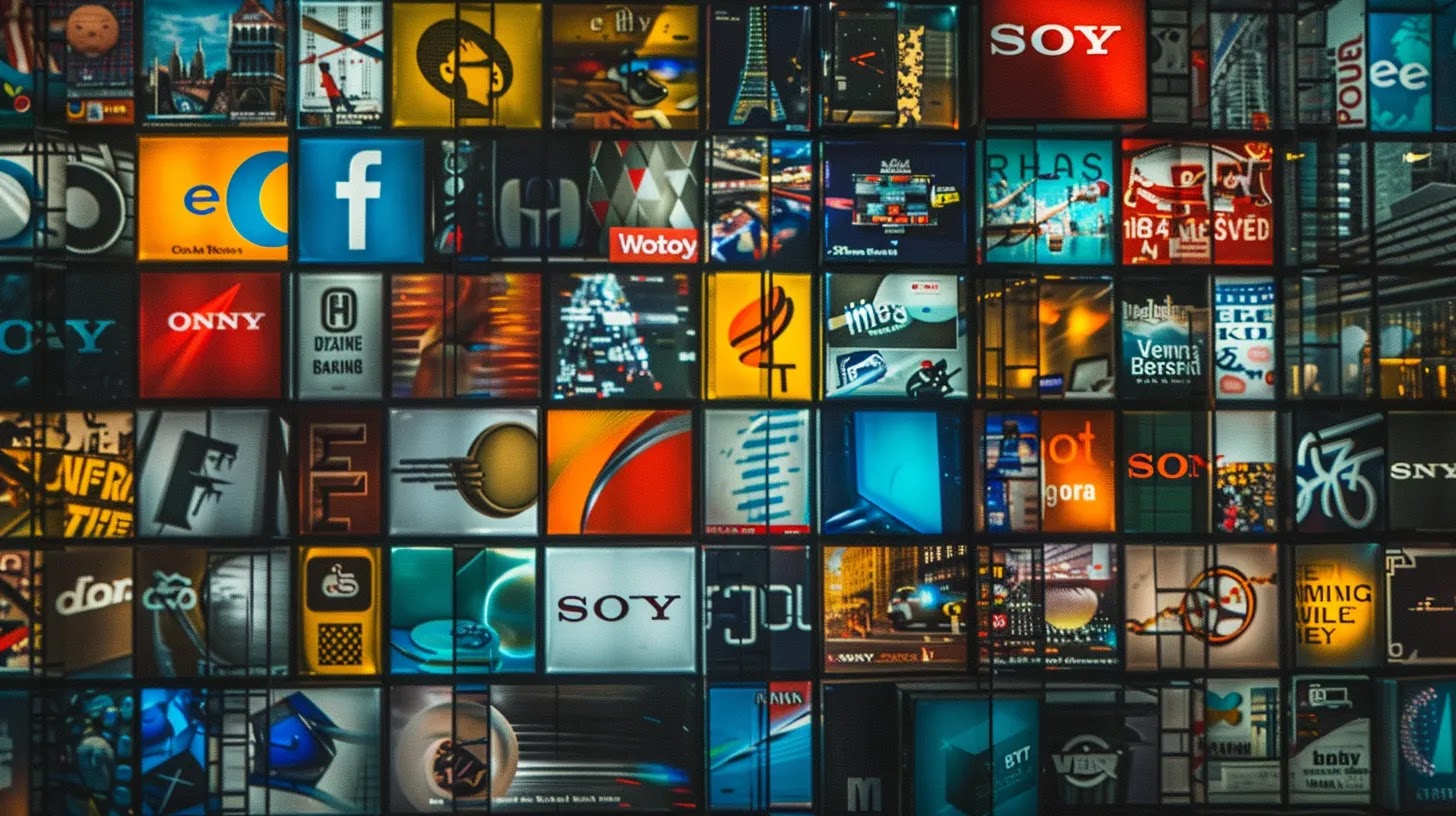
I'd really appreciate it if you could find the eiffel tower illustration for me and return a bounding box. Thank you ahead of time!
[729,6,786,125]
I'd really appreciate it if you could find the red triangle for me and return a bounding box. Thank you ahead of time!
[591,200,611,223]
[627,168,646,190]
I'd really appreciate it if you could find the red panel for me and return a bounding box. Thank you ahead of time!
[982,0,1148,121]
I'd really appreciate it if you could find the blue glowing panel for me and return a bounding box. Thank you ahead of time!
[708,682,813,811]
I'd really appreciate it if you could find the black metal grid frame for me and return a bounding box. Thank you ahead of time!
[0,1,1453,814]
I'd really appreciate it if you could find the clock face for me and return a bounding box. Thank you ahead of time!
[832,12,897,111]
[848,49,887,76]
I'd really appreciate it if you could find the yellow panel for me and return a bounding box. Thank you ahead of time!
[299,546,381,676]
[705,272,813,400]
[392,2,543,128]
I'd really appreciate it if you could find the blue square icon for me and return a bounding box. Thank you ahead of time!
[298,138,424,263]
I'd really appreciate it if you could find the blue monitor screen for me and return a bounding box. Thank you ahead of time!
[854,410,943,534]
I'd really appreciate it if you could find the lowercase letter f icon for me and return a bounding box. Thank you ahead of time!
[338,150,382,250]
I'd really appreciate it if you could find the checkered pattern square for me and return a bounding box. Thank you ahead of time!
[316,622,364,667]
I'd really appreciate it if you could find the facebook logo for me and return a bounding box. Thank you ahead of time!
[298,138,423,263]
[338,151,380,250]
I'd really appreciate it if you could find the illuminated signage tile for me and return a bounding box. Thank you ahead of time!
[982,0,1147,121]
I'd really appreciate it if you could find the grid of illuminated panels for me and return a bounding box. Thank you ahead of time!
[2,2,1456,815]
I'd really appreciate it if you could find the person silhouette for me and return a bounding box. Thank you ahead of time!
[319,61,354,124]
[438,38,507,112]
[414,22,514,119]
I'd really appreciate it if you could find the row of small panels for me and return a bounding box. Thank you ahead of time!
[3,406,1454,537]
[12,132,1456,268]
[3,540,1452,677]
[10,269,1454,403]
[23,1,1455,132]
[2,675,1453,813]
